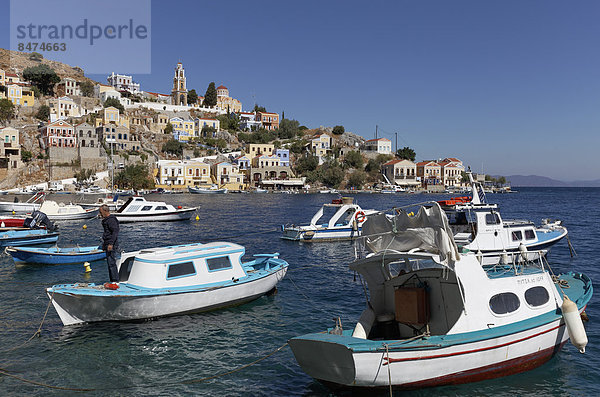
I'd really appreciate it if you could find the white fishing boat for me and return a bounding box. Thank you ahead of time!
[46,241,289,325]
[188,185,228,194]
[38,201,99,220]
[0,192,45,213]
[114,196,196,222]
[289,203,592,391]
[439,172,568,259]
[281,197,378,242]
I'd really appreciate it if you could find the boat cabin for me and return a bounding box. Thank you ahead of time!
[116,197,175,214]
[351,250,558,341]
[117,242,248,288]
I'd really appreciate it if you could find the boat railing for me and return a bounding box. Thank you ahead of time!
[479,250,548,277]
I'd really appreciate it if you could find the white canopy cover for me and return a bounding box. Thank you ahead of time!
[361,202,460,266]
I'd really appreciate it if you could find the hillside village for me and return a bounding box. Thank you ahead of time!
[0,49,478,192]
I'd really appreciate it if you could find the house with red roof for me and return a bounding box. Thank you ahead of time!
[362,137,392,155]
[437,157,465,186]
[416,160,442,187]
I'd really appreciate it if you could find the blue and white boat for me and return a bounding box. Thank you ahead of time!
[0,229,59,247]
[6,245,106,265]
[46,241,288,325]
[289,204,592,390]
[440,172,568,257]
[281,197,378,242]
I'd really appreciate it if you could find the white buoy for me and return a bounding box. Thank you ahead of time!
[501,250,509,265]
[476,250,483,264]
[562,295,588,353]
[518,243,528,261]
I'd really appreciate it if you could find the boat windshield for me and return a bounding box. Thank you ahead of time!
[315,206,353,226]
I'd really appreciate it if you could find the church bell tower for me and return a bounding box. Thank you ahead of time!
[171,62,188,106]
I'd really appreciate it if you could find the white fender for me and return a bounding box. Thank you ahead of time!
[562,295,588,353]
[352,306,376,339]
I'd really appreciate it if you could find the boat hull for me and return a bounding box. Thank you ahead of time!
[6,246,106,264]
[282,227,361,242]
[188,187,228,194]
[0,202,41,213]
[47,267,287,325]
[114,208,195,222]
[46,208,99,221]
[290,317,569,389]
[0,230,59,247]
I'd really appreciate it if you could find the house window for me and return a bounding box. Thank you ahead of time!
[167,261,196,279]
[206,256,232,272]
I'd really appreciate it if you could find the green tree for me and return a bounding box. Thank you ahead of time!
[396,146,416,161]
[0,99,15,123]
[321,165,344,188]
[30,86,42,98]
[343,150,363,169]
[80,81,94,97]
[295,154,319,174]
[103,97,125,113]
[188,89,198,104]
[332,125,345,135]
[36,105,50,121]
[164,122,173,134]
[216,114,231,131]
[497,176,507,185]
[278,118,300,139]
[201,125,217,137]
[253,104,267,113]
[365,154,394,176]
[22,64,60,95]
[161,139,184,156]
[347,170,367,189]
[29,52,43,62]
[74,168,96,184]
[290,139,308,154]
[204,82,217,107]
[21,150,33,162]
[114,163,154,190]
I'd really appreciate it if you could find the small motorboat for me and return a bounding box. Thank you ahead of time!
[6,245,106,264]
[46,241,289,325]
[439,173,567,259]
[289,203,592,390]
[0,229,59,247]
[0,192,45,213]
[188,185,228,194]
[281,197,378,242]
[38,201,99,220]
[114,197,196,222]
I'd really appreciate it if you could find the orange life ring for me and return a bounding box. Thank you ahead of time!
[355,211,366,223]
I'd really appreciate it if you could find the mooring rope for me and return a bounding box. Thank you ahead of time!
[0,292,54,354]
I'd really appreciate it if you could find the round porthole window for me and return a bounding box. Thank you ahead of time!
[525,286,549,307]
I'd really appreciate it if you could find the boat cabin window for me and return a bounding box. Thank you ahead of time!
[156,206,168,210]
[206,256,232,272]
[524,286,549,307]
[167,261,196,279]
[141,206,153,211]
[511,231,523,241]
[525,229,536,240]
[489,292,520,315]
[485,213,500,225]
[118,256,135,282]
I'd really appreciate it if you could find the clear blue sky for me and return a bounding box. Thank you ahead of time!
[2,0,599,180]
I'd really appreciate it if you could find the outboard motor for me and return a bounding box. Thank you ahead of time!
[24,210,57,231]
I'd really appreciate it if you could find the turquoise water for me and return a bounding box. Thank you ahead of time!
[0,189,598,396]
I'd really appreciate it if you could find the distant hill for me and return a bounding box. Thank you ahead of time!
[506,175,600,187]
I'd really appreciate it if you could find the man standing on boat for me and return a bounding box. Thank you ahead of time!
[99,204,120,283]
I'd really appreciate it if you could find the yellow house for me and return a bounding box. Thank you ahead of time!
[247,143,274,157]
[6,84,34,107]
[252,154,280,168]
[170,117,195,142]
[211,161,246,190]
[0,69,5,86]
[95,106,129,128]
[184,161,211,186]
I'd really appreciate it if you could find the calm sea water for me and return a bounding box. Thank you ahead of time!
[0,188,598,396]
